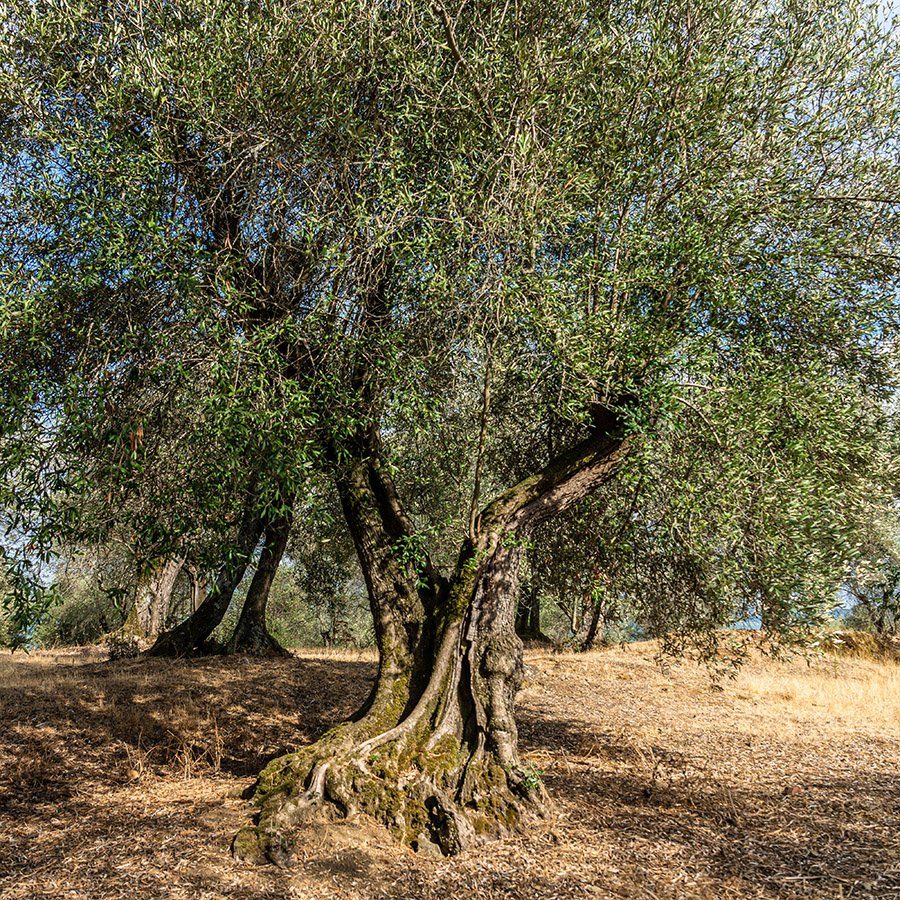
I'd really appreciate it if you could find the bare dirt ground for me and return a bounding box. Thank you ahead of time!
[0,642,897,899]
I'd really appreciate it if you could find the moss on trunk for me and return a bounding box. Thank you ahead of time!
[234,422,628,864]
[234,649,543,865]
[234,534,546,865]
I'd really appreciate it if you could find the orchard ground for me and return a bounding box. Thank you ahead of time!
[0,639,897,899]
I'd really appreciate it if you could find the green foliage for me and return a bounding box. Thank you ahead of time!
[1,0,898,656]
[31,581,124,648]
[517,765,544,792]
[846,536,900,636]
[22,545,135,648]
[0,571,13,647]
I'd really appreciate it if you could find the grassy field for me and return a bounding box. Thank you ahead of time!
[0,641,897,899]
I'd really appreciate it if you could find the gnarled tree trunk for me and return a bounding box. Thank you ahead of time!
[227,510,293,657]
[234,421,629,865]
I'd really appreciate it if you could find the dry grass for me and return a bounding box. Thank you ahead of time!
[735,656,900,732]
[0,641,897,899]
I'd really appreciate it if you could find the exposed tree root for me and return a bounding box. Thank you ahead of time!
[233,620,548,865]
[233,713,546,865]
[231,419,626,865]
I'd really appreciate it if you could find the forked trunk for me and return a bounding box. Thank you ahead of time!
[227,511,293,657]
[334,449,440,721]
[147,503,263,657]
[234,423,628,864]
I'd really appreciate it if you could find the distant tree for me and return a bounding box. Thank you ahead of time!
[847,542,900,636]
[0,570,14,647]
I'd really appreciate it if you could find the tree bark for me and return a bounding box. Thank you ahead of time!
[227,510,293,657]
[581,594,605,650]
[234,421,629,865]
[126,556,184,639]
[316,432,446,736]
[186,563,208,612]
[147,501,263,657]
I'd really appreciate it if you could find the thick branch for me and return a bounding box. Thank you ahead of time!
[478,427,630,539]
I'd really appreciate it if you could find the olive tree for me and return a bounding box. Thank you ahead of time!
[2,0,898,863]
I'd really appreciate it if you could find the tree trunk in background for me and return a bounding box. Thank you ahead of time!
[581,595,605,650]
[126,557,184,639]
[235,423,629,865]
[227,511,293,656]
[515,579,545,642]
[148,502,263,657]
[186,563,208,612]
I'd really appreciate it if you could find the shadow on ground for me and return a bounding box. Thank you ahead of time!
[520,706,899,898]
[0,650,897,898]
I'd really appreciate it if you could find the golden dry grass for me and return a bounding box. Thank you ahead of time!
[0,641,897,899]
[734,656,900,732]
